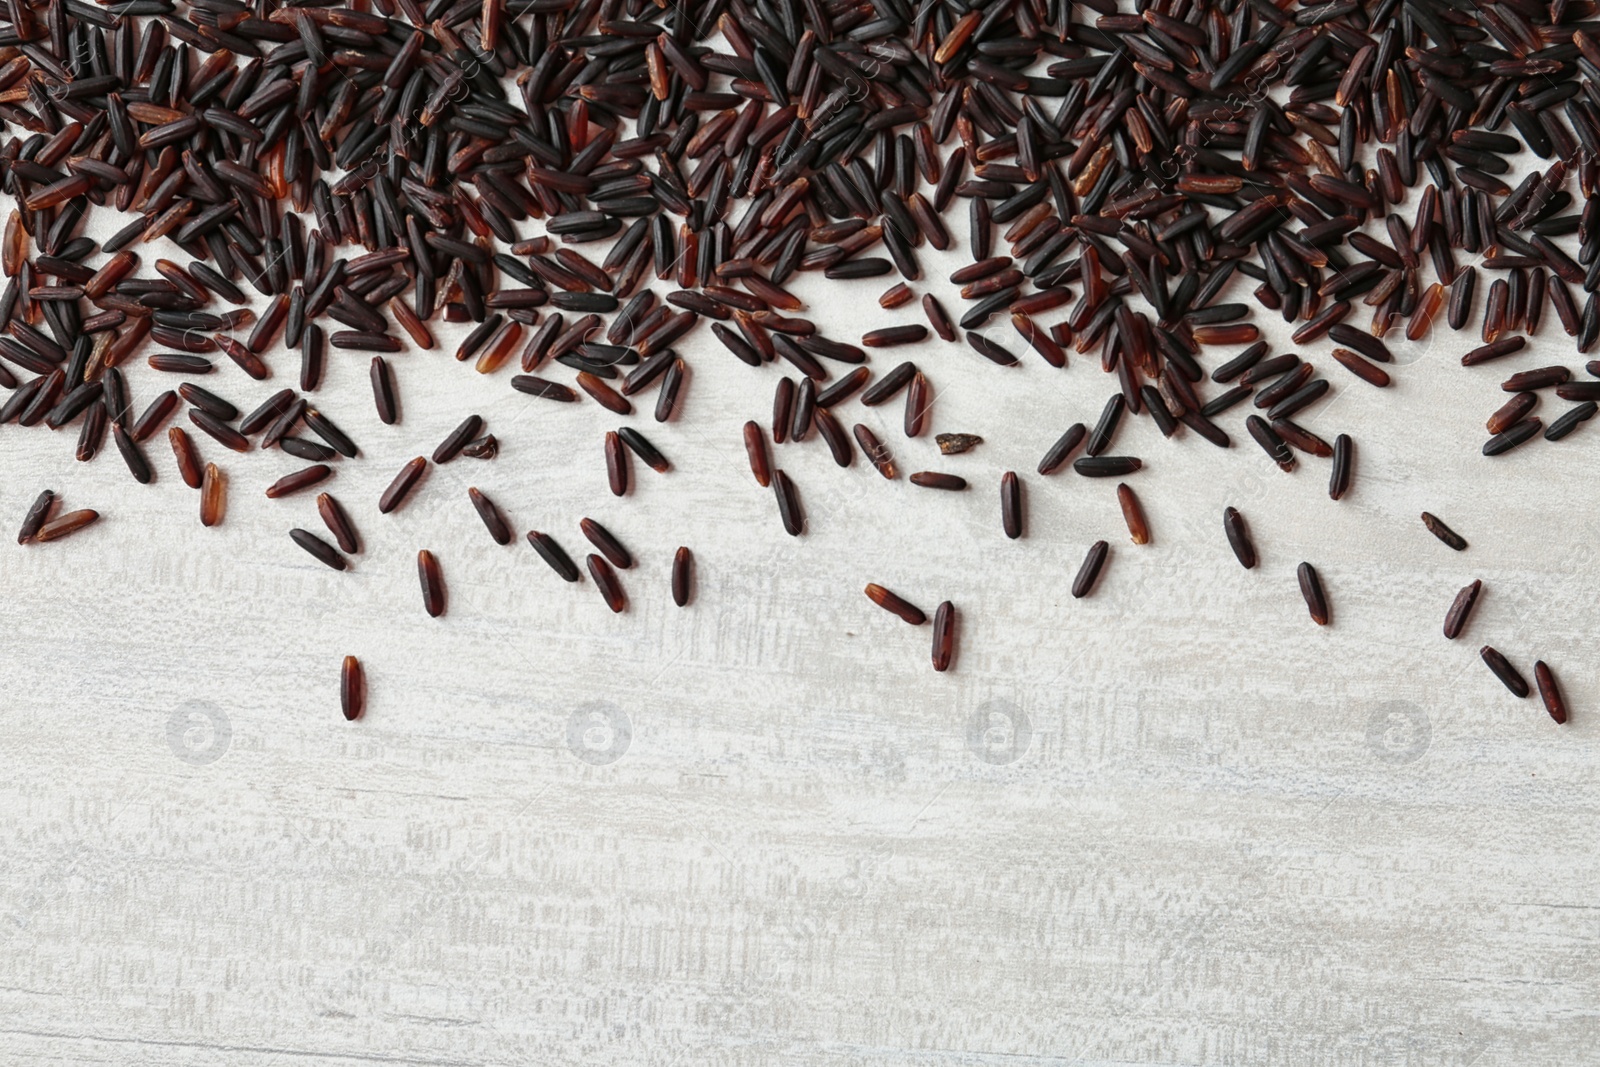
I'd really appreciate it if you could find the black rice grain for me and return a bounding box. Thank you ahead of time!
[112,425,153,485]
[1223,507,1256,570]
[303,408,357,459]
[814,408,853,467]
[130,391,179,443]
[860,362,916,406]
[1545,402,1599,440]
[1443,580,1482,641]
[527,531,581,583]
[512,375,579,402]
[1001,472,1022,539]
[1086,395,1125,458]
[1480,646,1529,698]
[433,415,483,464]
[370,358,398,425]
[773,470,804,536]
[1246,416,1295,472]
[1074,457,1142,478]
[0,0,1591,697]
[184,411,249,458]
[1298,563,1330,626]
[1329,435,1353,501]
[863,325,928,347]
[672,547,693,608]
[1421,513,1468,551]
[1072,541,1109,599]
[16,489,54,544]
[655,358,686,422]
[1484,418,1543,456]
[291,528,346,571]
[966,331,1019,366]
[931,601,955,673]
[1038,425,1086,475]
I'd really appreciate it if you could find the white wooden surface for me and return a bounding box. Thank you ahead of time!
[3,148,1600,1067]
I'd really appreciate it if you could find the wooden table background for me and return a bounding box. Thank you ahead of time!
[2,147,1598,1067]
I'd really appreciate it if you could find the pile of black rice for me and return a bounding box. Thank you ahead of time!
[1,0,1591,720]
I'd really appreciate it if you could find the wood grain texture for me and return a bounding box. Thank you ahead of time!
[2,175,1599,1067]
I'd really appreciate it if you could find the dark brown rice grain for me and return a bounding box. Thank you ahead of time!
[169,427,204,489]
[340,656,363,722]
[586,554,627,614]
[922,295,957,341]
[1117,484,1149,545]
[468,488,512,546]
[1534,661,1567,725]
[605,431,629,497]
[379,458,428,515]
[742,421,774,488]
[317,494,360,555]
[904,371,930,438]
[909,472,967,491]
[580,518,633,569]
[865,584,926,626]
[854,425,898,480]
[418,550,446,618]
[265,465,332,500]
